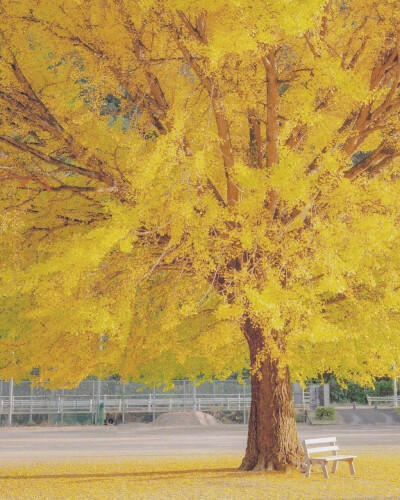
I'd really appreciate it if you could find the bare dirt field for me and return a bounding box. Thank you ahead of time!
[1,421,399,464]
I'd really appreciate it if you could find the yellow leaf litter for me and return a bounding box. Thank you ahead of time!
[0,447,399,499]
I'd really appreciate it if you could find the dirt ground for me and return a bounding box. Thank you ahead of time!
[1,421,399,464]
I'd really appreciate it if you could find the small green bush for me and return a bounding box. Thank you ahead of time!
[314,406,336,420]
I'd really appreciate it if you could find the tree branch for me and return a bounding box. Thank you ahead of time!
[263,49,279,168]
[0,135,113,185]
[174,14,239,206]
[262,49,280,218]
[248,109,263,168]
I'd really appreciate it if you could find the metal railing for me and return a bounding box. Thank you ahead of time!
[0,379,310,426]
[0,395,95,414]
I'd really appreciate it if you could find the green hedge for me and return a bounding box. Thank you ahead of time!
[328,377,396,404]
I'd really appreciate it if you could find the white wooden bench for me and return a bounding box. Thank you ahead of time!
[303,437,356,479]
[367,395,395,406]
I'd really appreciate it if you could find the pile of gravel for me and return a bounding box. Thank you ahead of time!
[153,411,221,427]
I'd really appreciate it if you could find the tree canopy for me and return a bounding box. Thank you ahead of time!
[1,0,400,394]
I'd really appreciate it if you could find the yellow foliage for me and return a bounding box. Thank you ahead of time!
[1,0,400,389]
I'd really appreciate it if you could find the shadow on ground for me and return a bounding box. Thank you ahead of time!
[0,467,246,482]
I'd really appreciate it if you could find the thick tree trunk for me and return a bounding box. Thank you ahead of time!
[240,319,305,472]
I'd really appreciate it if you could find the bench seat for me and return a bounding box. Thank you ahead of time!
[310,454,357,462]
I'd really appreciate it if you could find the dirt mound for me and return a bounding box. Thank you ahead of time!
[153,411,221,427]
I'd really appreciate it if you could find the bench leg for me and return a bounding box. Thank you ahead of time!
[305,461,311,478]
[321,462,329,479]
[349,459,356,475]
[332,460,338,473]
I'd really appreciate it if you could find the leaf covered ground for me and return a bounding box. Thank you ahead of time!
[0,448,398,499]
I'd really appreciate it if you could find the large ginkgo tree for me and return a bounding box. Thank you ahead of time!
[1,0,400,471]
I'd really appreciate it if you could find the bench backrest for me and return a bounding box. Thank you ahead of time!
[367,396,394,401]
[303,437,338,459]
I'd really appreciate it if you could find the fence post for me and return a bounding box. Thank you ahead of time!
[8,378,13,427]
[29,385,33,425]
[61,389,64,425]
[243,383,247,424]
[152,386,156,422]
[91,381,95,424]
[192,384,196,412]
[213,380,216,417]
[121,383,125,423]
[95,378,101,425]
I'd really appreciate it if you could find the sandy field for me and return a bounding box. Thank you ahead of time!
[1,421,399,463]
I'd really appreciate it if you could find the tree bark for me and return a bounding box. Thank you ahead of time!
[240,319,304,472]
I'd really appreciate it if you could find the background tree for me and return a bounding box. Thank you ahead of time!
[1,0,400,471]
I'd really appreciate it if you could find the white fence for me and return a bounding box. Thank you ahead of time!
[0,379,310,426]
[0,393,254,414]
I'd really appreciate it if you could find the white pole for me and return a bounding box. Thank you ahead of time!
[243,383,247,424]
[152,386,156,422]
[95,378,101,424]
[213,380,216,417]
[192,384,196,412]
[8,378,13,427]
[122,383,125,423]
[394,364,398,408]
[29,385,33,425]
[61,389,64,425]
